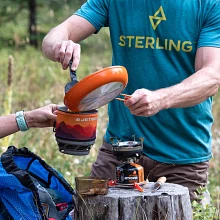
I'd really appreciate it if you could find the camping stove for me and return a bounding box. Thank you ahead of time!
[110,137,144,185]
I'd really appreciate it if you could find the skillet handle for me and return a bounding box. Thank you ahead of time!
[69,59,77,82]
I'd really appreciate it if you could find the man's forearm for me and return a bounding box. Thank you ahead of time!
[159,67,220,109]
[42,25,70,61]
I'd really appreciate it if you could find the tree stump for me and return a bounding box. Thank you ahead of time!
[75,182,192,220]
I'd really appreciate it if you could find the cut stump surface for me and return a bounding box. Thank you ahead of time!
[75,182,192,220]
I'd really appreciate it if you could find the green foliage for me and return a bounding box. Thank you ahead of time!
[0,0,27,24]
[0,0,83,48]
[192,186,219,220]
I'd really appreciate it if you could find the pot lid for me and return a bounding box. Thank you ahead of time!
[64,66,128,112]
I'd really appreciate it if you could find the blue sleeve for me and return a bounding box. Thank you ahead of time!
[74,0,109,32]
[198,1,220,48]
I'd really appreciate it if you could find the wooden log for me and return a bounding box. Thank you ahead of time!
[75,182,192,220]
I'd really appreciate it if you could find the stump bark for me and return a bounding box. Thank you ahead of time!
[75,182,192,220]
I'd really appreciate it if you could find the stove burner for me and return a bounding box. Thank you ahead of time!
[111,137,144,163]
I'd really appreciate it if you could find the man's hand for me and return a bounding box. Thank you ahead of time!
[52,40,81,70]
[124,89,166,117]
[42,15,96,70]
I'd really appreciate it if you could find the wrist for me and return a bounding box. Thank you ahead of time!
[24,111,35,128]
[157,88,171,110]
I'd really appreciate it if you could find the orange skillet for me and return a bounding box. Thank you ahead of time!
[64,66,128,112]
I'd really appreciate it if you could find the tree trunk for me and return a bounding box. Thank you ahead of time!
[28,0,38,48]
[75,182,193,220]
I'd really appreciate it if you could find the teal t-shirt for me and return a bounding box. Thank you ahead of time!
[75,0,220,164]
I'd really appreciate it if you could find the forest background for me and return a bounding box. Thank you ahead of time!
[0,0,219,214]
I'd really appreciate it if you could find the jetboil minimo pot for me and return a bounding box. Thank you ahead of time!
[54,63,128,156]
[55,106,98,155]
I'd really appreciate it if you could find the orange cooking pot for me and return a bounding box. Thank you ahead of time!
[54,106,98,155]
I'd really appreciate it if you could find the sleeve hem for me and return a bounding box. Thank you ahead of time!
[197,43,220,48]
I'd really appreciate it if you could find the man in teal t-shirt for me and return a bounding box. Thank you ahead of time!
[42,0,220,201]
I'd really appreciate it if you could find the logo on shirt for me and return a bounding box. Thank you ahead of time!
[118,5,194,52]
[149,6,166,30]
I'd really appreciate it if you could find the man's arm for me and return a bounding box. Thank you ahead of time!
[162,47,220,108]
[42,15,96,70]
[125,47,220,116]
